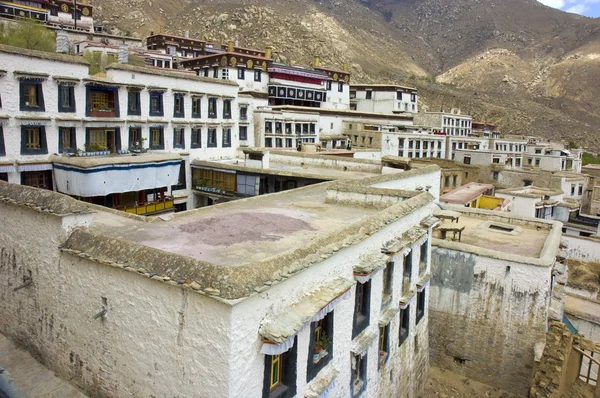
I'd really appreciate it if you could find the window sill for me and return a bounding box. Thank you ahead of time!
[269,383,289,398]
[312,350,328,364]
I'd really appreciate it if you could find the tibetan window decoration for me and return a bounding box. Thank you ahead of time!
[258,277,355,356]
[353,253,387,284]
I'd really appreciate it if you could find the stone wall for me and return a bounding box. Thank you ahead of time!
[429,247,552,395]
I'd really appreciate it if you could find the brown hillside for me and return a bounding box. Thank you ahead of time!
[92,0,600,151]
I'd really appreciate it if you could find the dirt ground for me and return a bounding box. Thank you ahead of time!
[423,367,517,398]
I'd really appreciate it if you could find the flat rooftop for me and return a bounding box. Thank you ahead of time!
[90,184,380,267]
[192,158,381,181]
[433,211,553,259]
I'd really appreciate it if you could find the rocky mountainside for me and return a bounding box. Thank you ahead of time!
[92,0,600,151]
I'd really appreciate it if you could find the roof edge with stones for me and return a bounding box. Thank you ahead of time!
[60,190,435,303]
[0,44,90,66]
[106,63,240,87]
[0,181,93,216]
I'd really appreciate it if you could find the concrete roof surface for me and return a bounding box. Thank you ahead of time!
[89,184,380,267]
[440,182,494,205]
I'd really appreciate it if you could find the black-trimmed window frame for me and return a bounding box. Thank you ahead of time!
[173,127,185,149]
[171,160,187,191]
[307,311,334,382]
[127,90,141,116]
[326,81,332,90]
[399,305,410,346]
[20,81,45,112]
[254,69,262,82]
[222,128,232,148]
[0,126,5,156]
[379,324,390,368]
[192,97,201,118]
[58,126,77,153]
[149,126,165,150]
[149,91,164,117]
[129,127,142,149]
[208,97,217,119]
[416,288,426,325]
[20,125,48,155]
[352,280,371,339]
[86,86,119,117]
[58,84,76,113]
[338,82,344,93]
[207,128,217,148]
[238,68,245,80]
[191,128,202,149]
[350,353,367,397]
[223,99,232,119]
[263,337,297,398]
[239,126,248,141]
[173,93,185,118]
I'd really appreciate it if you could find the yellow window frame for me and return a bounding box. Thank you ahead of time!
[26,128,41,148]
[151,129,162,146]
[270,354,281,390]
[24,84,38,106]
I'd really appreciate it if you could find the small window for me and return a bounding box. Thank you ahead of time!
[207,128,217,148]
[352,280,371,338]
[237,68,245,80]
[0,126,5,156]
[492,171,499,180]
[263,337,297,398]
[307,311,334,382]
[254,70,262,82]
[21,126,47,155]
[411,93,416,102]
[203,68,209,77]
[239,106,248,120]
[382,261,394,306]
[396,91,402,101]
[149,127,164,149]
[416,288,426,324]
[222,128,231,148]
[173,94,185,118]
[399,305,410,346]
[173,128,185,149]
[192,97,201,118]
[365,91,372,100]
[49,6,58,16]
[213,67,218,78]
[223,99,232,119]
[326,81,332,90]
[127,90,141,116]
[129,127,142,149]
[579,185,584,196]
[208,98,217,119]
[58,85,75,113]
[222,68,229,80]
[58,127,76,153]
[20,81,45,111]
[535,158,541,167]
[191,128,202,149]
[338,82,343,93]
[239,126,248,141]
[149,92,164,116]
[463,156,471,165]
[21,170,52,190]
[379,325,390,368]
[351,353,367,396]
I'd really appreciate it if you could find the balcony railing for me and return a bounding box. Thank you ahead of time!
[119,197,174,215]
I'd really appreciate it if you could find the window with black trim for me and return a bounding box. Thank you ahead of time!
[203,68,209,78]
[149,92,164,116]
[307,311,334,382]
[21,126,48,155]
[419,241,428,276]
[191,128,202,148]
[352,281,371,338]
[365,91,372,100]
[207,128,217,148]
[128,90,141,116]
[326,81,332,90]
[174,93,185,118]
[223,99,232,119]
[173,127,185,149]
[192,97,201,118]
[20,81,45,111]
[240,106,248,120]
[254,70,262,82]
[87,87,118,117]
[402,252,413,294]
[338,82,343,93]
[129,127,142,149]
[150,127,164,149]
[239,126,248,141]
[262,337,297,398]
[382,261,394,306]
[411,93,417,102]
[213,67,218,78]
[351,353,367,397]
[237,68,245,80]
[379,325,390,368]
[222,128,231,148]
[0,173,7,182]
[171,160,187,191]
[21,170,52,190]
[58,85,75,113]
[208,98,217,119]
[0,126,5,156]
[58,127,76,153]
[399,306,410,346]
[416,288,426,325]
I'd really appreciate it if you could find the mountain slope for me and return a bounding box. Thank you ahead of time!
[92,0,600,151]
